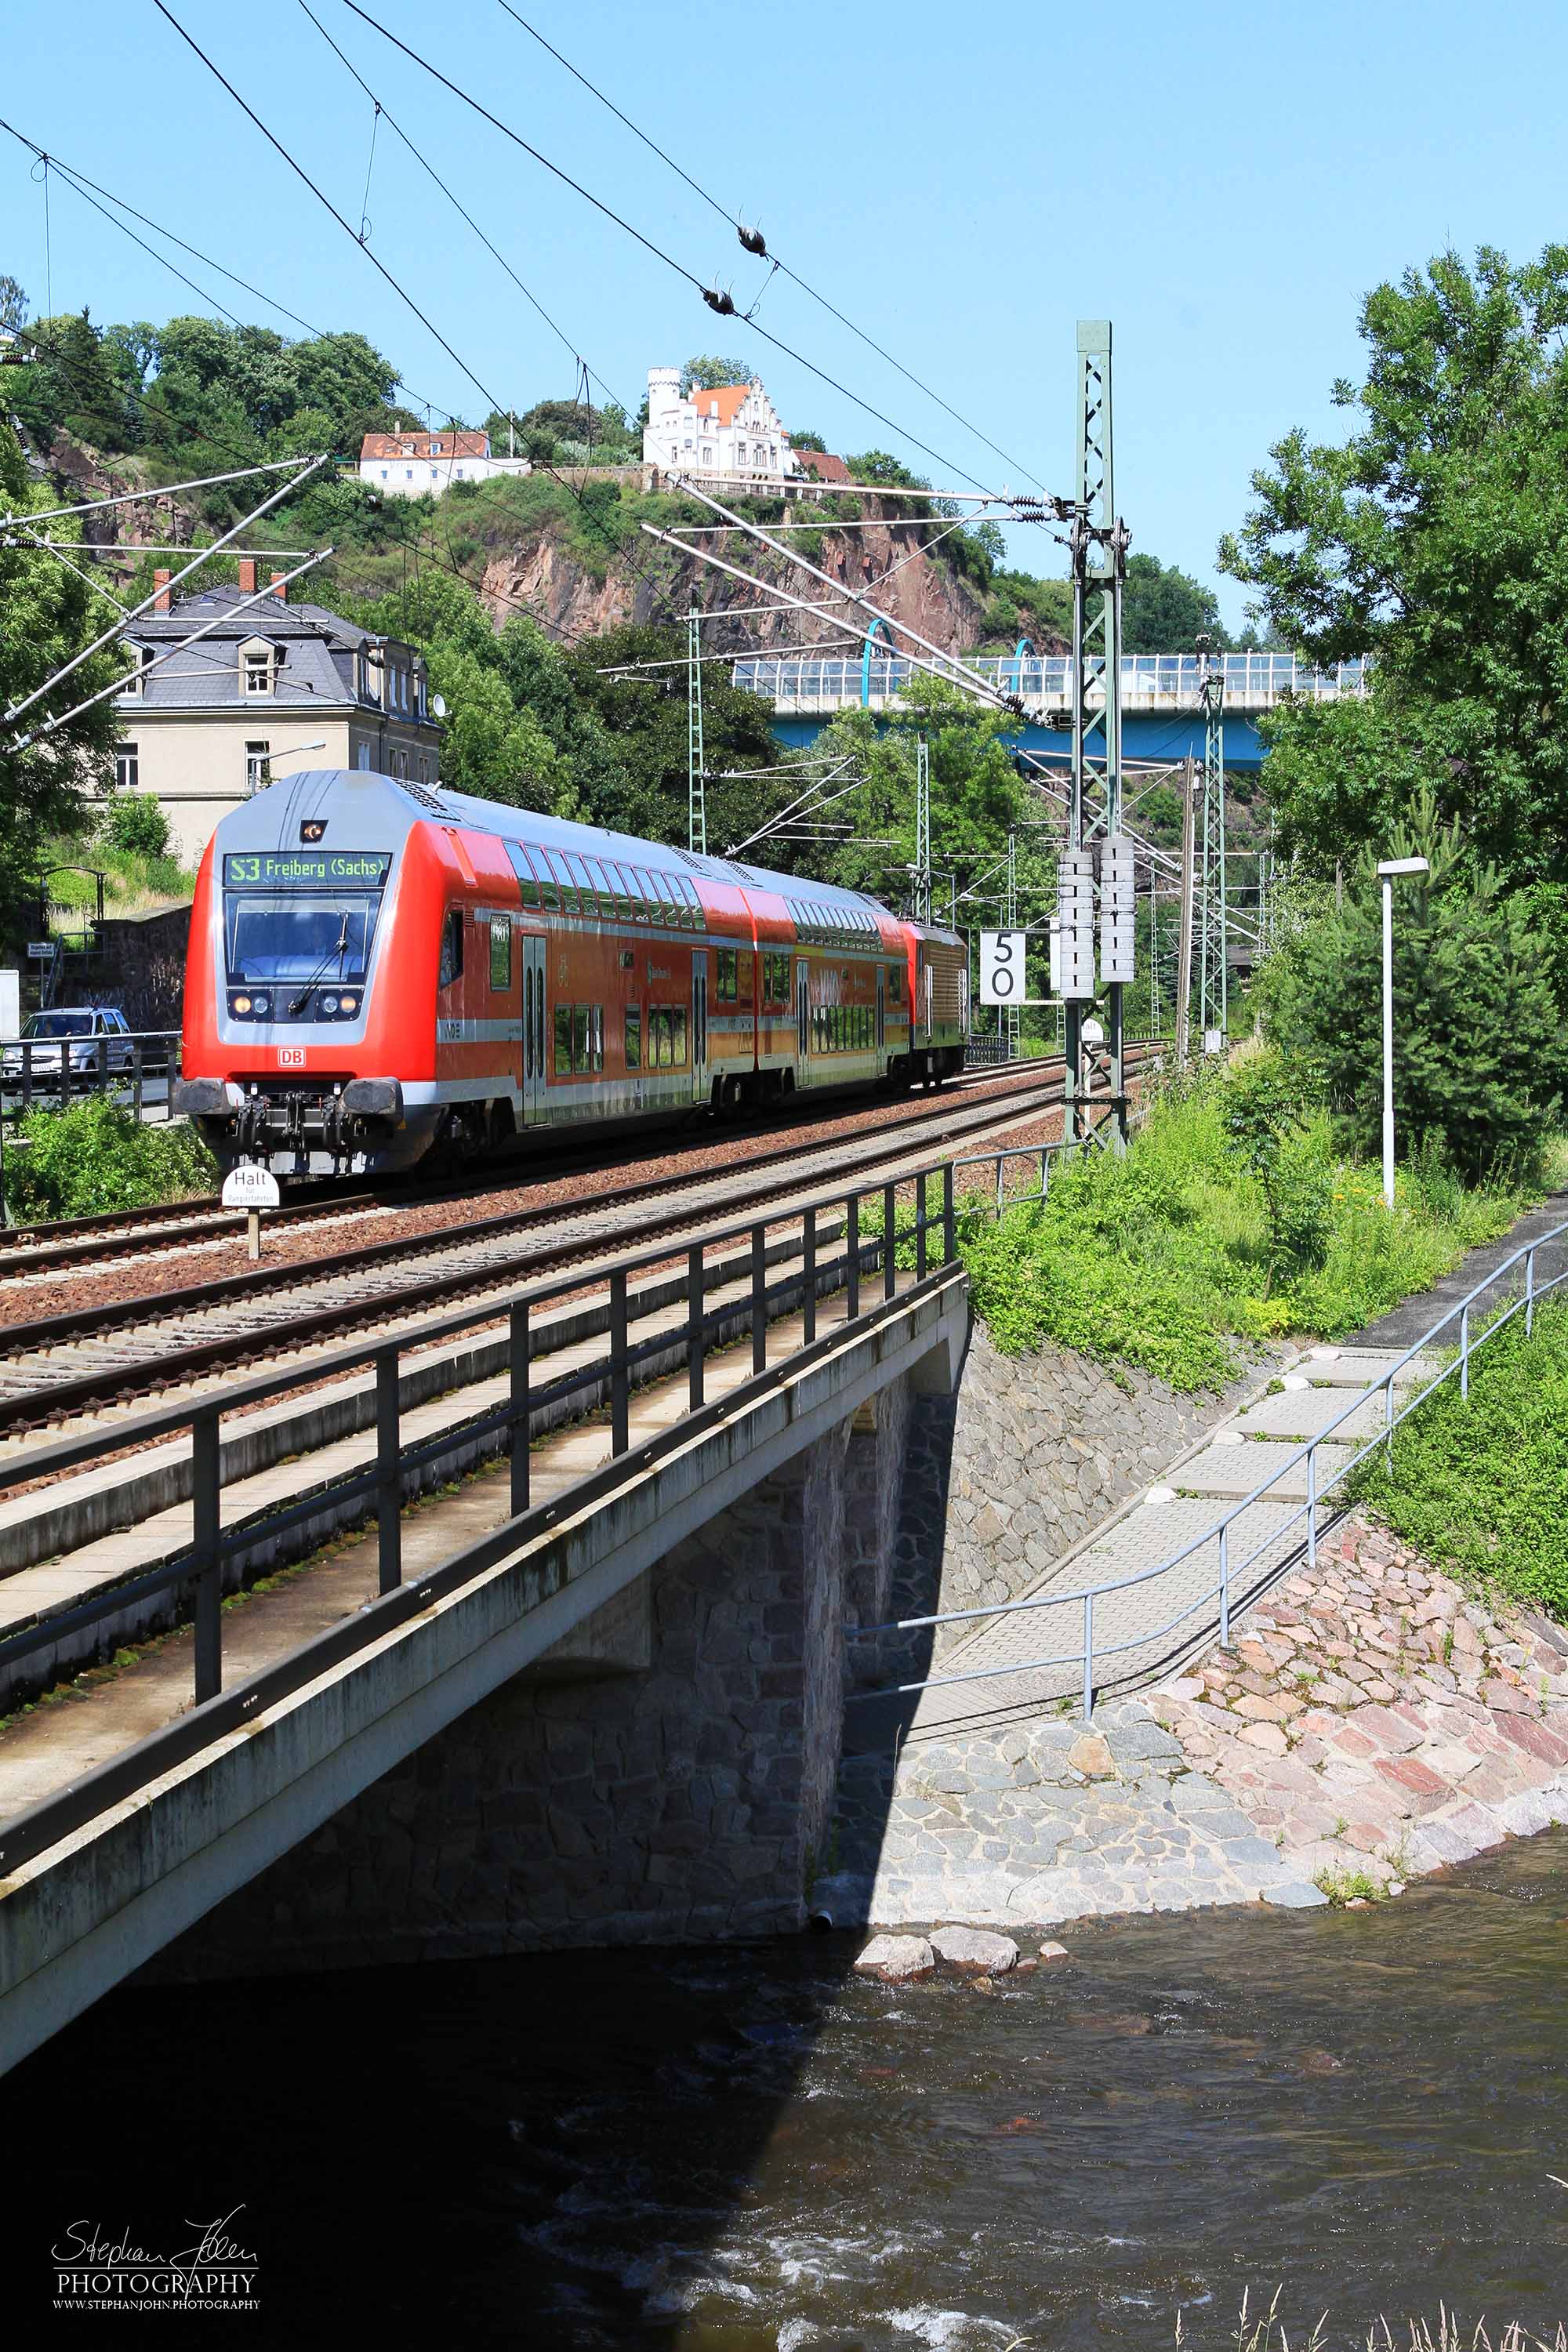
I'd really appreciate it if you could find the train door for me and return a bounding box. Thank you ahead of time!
[796,960,810,1087]
[876,968,886,1062]
[521,933,547,1125]
[691,949,709,1103]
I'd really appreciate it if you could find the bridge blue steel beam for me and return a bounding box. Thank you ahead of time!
[861,616,895,708]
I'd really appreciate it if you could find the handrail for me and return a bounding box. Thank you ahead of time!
[860,1211,1568,1719]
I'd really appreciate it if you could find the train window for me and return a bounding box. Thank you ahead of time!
[889,962,904,1001]
[554,1004,572,1074]
[566,853,596,907]
[681,878,702,931]
[572,1005,590,1073]
[601,860,633,917]
[591,1005,604,1071]
[736,948,754,1003]
[488,916,512,992]
[526,848,557,912]
[669,1007,688,1066]
[585,859,615,919]
[506,842,542,909]
[439,909,463,989]
[763,950,789,1005]
[716,949,738,1002]
[545,851,579,913]
[622,867,648,921]
[625,1005,641,1070]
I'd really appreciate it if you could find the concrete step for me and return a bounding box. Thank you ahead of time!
[1177,1436,1356,1503]
[1301,1345,1440,1387]
[1229,1387,1394,1444]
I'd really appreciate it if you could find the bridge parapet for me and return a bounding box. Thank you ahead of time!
[735,651,1369,718]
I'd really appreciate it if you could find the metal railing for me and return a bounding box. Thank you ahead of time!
[0,1145,993,1875]
[864,1214,1568,1719]
[1,1029,183,1127]
[735,652,1370,711]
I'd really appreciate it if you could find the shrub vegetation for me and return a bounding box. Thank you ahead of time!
[953,1055,1541,1391]
[6,1099,215,1220]
[1355,1298,1568,1619]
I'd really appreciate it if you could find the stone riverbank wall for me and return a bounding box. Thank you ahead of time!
[142,1374,915,1979]
[858,1323,1290,1683]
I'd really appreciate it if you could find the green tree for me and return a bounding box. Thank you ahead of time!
[0,419,122,932]
[1221,243,1568,884]
[101,792,171,861]
[681,355,757,396]
[563,622,780,850]
[1261,791,1568,1179]
[1120,551,1228,654]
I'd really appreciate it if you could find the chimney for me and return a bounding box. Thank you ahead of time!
[238,557,257,596]
[153,568,171,614]
[270,571,287,604]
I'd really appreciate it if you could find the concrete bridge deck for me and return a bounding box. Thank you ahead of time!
[0,1259,965,2072]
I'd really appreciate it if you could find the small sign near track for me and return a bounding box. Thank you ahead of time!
[223,1163,281,1260]
[222,1166,281,1210]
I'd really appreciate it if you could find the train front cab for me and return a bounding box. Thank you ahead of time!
[904,921,968,1087]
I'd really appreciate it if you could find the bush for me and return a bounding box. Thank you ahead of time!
[5,1098,215,1219]
[952,1059,1541,1390]
[1355,1299,1568,1619]
[1261,791,1568,1181]
[100,791,171,861]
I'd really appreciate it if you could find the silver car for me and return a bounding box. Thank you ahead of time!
[2,1007,136,1079]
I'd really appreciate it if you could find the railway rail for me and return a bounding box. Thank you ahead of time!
[0,1054,1062,1283]
[0,1054,1153,1436]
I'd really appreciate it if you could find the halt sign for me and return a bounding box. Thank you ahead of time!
[978,931,1027,1007]
[222,1165,281,1211]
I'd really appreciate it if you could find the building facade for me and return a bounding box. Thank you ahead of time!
[641,368,800,483]
[112,564,442,868]
[358,429,533,499]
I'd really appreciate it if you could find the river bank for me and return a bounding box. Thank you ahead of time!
[7,1829,1566,2343]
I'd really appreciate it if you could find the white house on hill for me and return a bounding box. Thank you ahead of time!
[358,429,532,499]
[642,367,800,483]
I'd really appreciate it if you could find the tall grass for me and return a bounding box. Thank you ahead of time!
[956,1068,1552,1392]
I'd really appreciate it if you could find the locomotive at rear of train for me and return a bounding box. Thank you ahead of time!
[176,768,968,1178]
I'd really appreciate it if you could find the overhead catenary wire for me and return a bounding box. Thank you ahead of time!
[339,2,1044,510]
[148,3,692,639]
[9,546,332,750]
[3,453,328,724]
[488,0,1051,495]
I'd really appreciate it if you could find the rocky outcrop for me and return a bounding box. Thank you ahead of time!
[479,491,995,659]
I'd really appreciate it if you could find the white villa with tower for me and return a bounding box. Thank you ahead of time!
[641,367,801,483]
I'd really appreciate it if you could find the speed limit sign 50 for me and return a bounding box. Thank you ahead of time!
[978,931,1027,1005]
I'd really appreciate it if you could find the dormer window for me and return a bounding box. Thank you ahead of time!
[123,644,154,697]
[240,639,274,697]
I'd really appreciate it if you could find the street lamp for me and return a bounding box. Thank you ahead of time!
[1376,855,1429,1208]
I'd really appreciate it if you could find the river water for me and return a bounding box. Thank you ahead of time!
[11,1833,1568,2344]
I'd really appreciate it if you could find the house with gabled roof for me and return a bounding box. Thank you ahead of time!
[641,367,801,484]
[111,562,441,866]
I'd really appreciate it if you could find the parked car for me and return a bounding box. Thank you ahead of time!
[1,1007,136,1080]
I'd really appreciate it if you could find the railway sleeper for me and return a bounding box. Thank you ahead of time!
[0,1214,859,1712]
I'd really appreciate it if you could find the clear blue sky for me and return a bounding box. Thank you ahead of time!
[4,0,1566,628]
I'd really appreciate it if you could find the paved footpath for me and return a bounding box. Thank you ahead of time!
[826,1192,1568,1933]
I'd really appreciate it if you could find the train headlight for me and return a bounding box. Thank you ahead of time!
[339,993,358,1014]
[321,993,340,1015]
[252,992,270,1015]
[233,994,252,1014]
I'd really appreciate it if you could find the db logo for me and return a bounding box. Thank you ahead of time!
[277,1046,307,1068]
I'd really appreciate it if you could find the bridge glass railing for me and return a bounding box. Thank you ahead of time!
[734,654,1370,705]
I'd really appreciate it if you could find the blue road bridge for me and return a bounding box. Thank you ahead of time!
[734,652,1369,771]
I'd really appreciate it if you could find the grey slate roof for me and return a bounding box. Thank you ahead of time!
[118,586,434,719]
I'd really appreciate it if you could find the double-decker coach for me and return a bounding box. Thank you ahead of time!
[174,767,967,1178]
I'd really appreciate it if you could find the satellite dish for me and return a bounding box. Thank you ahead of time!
[431,693,447,718]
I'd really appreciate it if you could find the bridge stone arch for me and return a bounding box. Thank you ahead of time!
[861,616,895,708]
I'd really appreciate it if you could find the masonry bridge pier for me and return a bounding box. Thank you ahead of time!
[0,1166,970,2074]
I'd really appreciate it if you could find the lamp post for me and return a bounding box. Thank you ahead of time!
[1376,855,1428,1208]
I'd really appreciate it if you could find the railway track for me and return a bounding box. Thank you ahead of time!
[0,1057,1149,1436]
[0,1054,1060,1282]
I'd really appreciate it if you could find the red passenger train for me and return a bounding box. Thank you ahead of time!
[176,768,969,1178]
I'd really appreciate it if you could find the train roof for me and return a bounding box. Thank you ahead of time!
[228,768,900,924]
